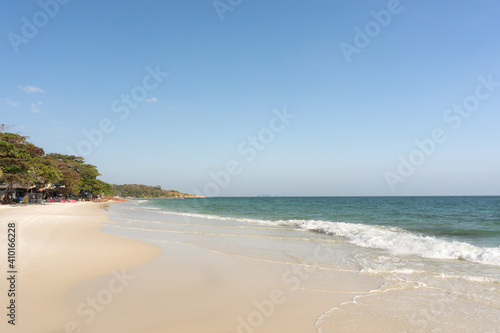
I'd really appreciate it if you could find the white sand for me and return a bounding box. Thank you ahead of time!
[0,202,160,332]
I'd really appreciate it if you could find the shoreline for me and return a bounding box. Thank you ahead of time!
[0,201,385,332]
[100,198,500,332]
[98,202,387,332]
[65,238,384,332]
[8,200,497,332]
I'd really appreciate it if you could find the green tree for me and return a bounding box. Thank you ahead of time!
[98,180,113,197]
[47,154,112,197]
[0,132,61,203]
[46,154,83,196]
[79,163,100,192]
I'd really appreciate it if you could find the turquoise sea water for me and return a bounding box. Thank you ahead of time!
[106,196,500,274]
[104,196,500,331]
[147,196,500,247]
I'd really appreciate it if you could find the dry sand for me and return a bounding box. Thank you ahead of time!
[0,203,382,332]
[0,202,160,332]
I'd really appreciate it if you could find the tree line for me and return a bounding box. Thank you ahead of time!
[111,184,191,198]
[0,130,112,203]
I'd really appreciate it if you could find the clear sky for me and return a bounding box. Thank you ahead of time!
[1,0,500,196]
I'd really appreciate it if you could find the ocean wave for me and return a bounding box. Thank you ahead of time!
[144,210,275,225]
[131,207,161,211]
[280,219,500,267]
[127,208,500,266]
[131,200,149,205]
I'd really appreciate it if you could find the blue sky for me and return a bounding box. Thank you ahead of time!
[1,0,500,196]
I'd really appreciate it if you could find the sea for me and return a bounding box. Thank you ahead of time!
[103,196,500,332]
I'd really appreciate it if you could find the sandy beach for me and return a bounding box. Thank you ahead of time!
[0,202,160,332]
[0,202,385,332]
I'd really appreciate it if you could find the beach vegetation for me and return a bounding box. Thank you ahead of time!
[111,184,196,198]
[1,130,194,203]
[46,153,113,197]
[0,132,113,202]
[0,132,61,202]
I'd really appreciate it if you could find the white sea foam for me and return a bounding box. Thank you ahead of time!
[131,200,149,205]
[436,273,500,284]
[361,267,424,275]
[147,210,274,225]
[127,208,500,267]
[280,219,500,266]
[131,206,161,211]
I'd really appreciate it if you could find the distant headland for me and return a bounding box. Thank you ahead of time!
[112,184,207,199]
